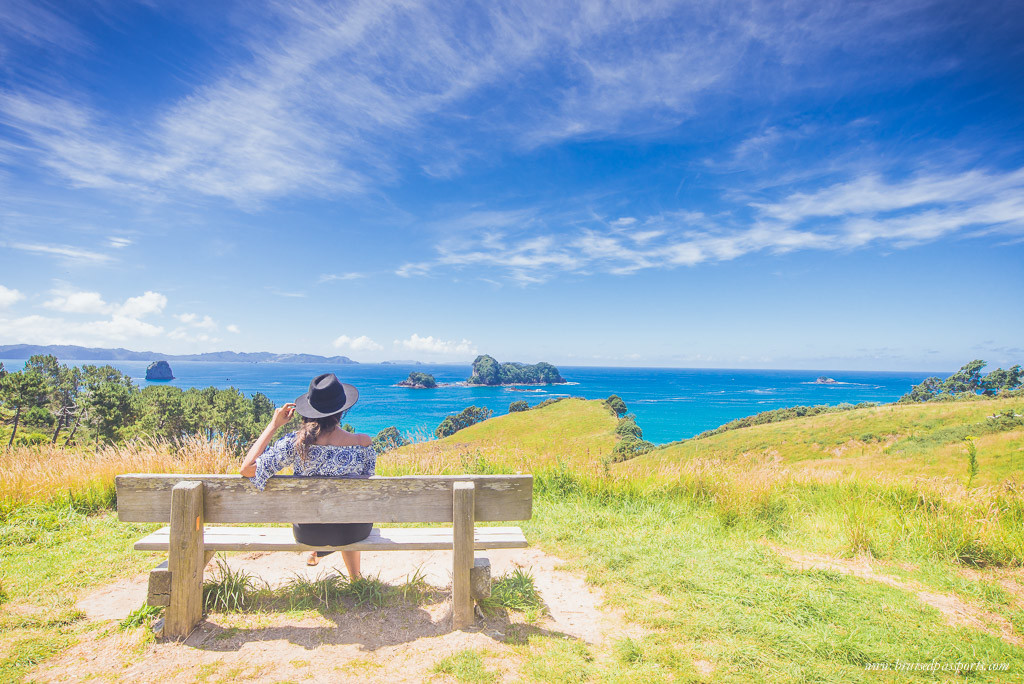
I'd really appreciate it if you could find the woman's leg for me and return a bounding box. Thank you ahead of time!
[341,551,360,578]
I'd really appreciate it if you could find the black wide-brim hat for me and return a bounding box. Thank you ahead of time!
[294,373,359,419]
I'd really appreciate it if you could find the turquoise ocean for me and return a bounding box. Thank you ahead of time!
[2,360,939,444]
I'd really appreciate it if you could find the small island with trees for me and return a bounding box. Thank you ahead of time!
[466,354,566,386]
[396,372,437,389]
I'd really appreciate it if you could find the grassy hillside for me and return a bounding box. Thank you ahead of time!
[384,397,618,475]
[625,396,1024,486]
[3,395,1023,681]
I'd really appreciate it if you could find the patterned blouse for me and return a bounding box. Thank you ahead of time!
[249,432,377,491]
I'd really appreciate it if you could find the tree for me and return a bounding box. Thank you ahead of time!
[372,426,408,453]
[604,395,628,417]
[24,356,82,444]
[1,370,48,446]
[435,405,493,438]
[250,392,274,429]
[140,385,187,441]
[941,359,987,395]
[981,365,1023,394]
[81,365,139,444]
[614,414,643,439]
[213,388,255,454]
[508,400,529,412]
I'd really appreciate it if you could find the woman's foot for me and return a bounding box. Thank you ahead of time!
[306,551,319,566]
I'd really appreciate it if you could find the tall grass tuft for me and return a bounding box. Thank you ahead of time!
[478,568,544,615]
[203,557,263,612]
[1,436,235,512]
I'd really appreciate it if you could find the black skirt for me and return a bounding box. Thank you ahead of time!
[292,522,373,547]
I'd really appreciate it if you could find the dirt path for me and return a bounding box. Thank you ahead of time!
[765,542,1022,647]
[34,547,641,682]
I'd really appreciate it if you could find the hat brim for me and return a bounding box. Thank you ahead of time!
[294,383,359,419]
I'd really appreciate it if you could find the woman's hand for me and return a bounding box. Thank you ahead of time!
[271,402,296,429]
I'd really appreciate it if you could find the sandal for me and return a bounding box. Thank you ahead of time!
[306,552,319,567]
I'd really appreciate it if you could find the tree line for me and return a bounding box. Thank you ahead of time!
[900,360,1023,403]
[0,355,273,451]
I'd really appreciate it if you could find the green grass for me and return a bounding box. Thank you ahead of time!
[200,558,438,614]
[524,483,1024,682]
[2,395,1023,681]
[638,396,1024,484]
[478,568,544,617]
[431,649,498,683]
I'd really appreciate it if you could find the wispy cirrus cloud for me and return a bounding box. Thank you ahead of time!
[0,0,954,207]
[6,241,114,264]
[398,166,1024,283]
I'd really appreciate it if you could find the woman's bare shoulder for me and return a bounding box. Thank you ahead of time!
[320,430,372,448]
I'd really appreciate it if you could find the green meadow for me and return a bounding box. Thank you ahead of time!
[2,396,1023,681]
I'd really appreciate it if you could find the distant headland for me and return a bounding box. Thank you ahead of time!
[0,344,357,365]
[467,354,566,386]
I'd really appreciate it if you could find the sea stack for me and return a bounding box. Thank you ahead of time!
[146,360,174,381]
[814,376,837,384]
[397,372,437,388]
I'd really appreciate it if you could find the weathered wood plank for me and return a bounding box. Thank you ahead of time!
[147,562,171,607]
[135,526,528,552]
[164,481,204,639]
[452,482,475,630]
[116,474,532,524]
[471,557,491,600]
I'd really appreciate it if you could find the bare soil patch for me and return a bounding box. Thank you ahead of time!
[34,546,639,682]
[765,542,1022,647]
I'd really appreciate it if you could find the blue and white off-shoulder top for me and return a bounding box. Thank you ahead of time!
[249,432,377,491]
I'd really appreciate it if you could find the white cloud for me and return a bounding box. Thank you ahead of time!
[120,291,167,318]
[0,285,25,309]
[399,166,1024,283]
[226,324,240,334]
[0,1,938,206]
[175,313,217,329]
[333,334,383,352]
[395,334,477,356]
[318,272,365,283]
[7,242,113,264]
[108,237,132,248]
[0,313,164,346]
[43,290,111,314]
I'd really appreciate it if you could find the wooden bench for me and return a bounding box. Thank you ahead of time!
[115,474,532,638]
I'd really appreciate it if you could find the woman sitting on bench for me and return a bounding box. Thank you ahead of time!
[239,373,376,575]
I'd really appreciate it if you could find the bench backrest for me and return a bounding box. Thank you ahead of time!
[115,474,533,524]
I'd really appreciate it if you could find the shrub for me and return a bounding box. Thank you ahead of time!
[435,406,493,438]
[605,394,628,417]
[508,400,529,413]
[614,415,643,439]
[531,397,572,410]
[372,426,408,453]
[611,435,655,462]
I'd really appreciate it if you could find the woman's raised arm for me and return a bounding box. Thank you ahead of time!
[240,402,295,477]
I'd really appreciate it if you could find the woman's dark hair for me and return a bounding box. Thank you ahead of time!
[294,412,342,462]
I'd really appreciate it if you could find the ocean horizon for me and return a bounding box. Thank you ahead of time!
[2,359,939,444]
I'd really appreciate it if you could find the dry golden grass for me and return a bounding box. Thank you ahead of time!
[0,436,235,509]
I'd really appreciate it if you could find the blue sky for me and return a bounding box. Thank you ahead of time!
[0,0,1022,371]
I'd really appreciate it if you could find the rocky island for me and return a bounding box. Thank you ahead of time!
[814,376,838,384]
[397,372,437,389]
[145,360,174,381]
[467,354,566,386]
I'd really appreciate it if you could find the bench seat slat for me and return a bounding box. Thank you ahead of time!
[116,474,533,524]
[134,526,528,552]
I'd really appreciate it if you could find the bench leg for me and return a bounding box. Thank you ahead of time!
[452,481,475,630]
[164,481,205,638]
